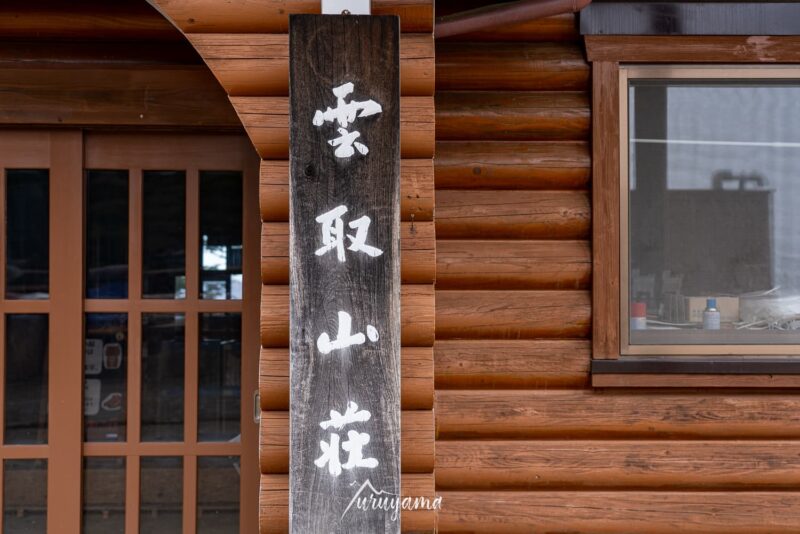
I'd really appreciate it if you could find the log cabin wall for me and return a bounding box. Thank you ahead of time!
[434,5,800,533]
[148,1,437,531]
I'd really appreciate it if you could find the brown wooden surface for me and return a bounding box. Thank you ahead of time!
[594,373,800,388]
[436,240,590,290]
[435,290,591,340]
[436,42,588,91]
[436,190,590,240]
[586,35,800,63]
[261,411,434,473]
[437,491,800,533]
[263,221,435,285]
[261,347,433,410]
[435,141,590,190]
[591,61,621,360]
[435,440,800,490]
[260,473,435,534]
[153,0,434,33]
[436,91,590,141]
[437,390,800,439]
[190,33,434,96]
[434,340,590,389]
[0,66,240,129]
[232,96,434,159]
[261,159,433,221]
[262,285,435,347]
[436,10,578,42]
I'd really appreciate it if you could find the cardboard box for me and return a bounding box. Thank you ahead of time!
[684,296,740,323]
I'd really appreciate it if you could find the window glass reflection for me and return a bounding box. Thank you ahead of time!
[4,460,46,534]
[198,313,241,441]
[200,171,242,300]
[141,314,184,442]
[82,457,124,534]
[86,170,129,299]
[143,171,186,299]
[6,170,49,299]
[5,314,48,444]
[140,457,182,533]
[84,314,127,442]
[197,456,239,534]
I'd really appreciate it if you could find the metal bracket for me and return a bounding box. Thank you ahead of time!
[322,0,370,15]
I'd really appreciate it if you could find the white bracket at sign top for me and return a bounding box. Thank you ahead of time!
[322,0,370,15]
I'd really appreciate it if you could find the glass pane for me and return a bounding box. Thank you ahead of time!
[141,314,184,442]
[200,171,242,300]
[82,457,124,534]
[6,170,48,299]
[198,313,241,442]
[197,456,239,534]
[86,170,128,299]
[629,80,800,345]
[4,460,46,534]
[140,457,182,533]
[5,315,48,444]
[84,314,127,442]
[143,171,186,299]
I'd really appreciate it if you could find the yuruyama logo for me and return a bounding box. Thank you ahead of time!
[341,480,443,522]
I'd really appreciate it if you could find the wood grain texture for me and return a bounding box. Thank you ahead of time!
[586,35,800,63]
[232,96,433,159]
[434,141,590,190]
[434,339,590,389]
[435,290,591,340]
[261,159,433,222]
[437,390,800,439]
[190,33,434,96]
[288,16,400,533]
[436,190,590,240]
[261,346,433,410]
[436,42,588,91]
[435,91,590,141]
[260,473,435,534]
[592,61,621,360]
[263,285,434,347]
[262,410,434,473]
[594,373,800,388]
[0,67,239,128]
[152,0,434,33]
[437,491,800,533]
[436,240,590,290]
[435,440,800,490]
[436,13,578,42]
[263,221,434,285]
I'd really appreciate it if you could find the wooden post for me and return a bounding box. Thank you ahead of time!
[289,14,401,533]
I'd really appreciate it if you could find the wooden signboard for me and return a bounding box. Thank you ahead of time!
[289,14,401,534]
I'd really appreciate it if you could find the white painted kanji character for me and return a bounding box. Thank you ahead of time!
[347,216,383,257]
[328,128,369,158]
[314,432,342,477]
[342,430,378,470]
[312,82,382,158]
[315,205,348,261]
[320,401,371,431]
[317,311,365,355]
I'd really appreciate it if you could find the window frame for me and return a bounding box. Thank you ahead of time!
[587,36,800,387]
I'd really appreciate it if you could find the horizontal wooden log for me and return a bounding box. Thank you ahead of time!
[437,390,800,439]
[436,240,590,290]
[231,96,434,159]
[260,473,435,533]
[436,440,800,490]
[436,290,590,340]
[262,285,434,347]
[434,339,589,389]
[436,92,589,141]
[586,35,800,63]
[438,491,800,533]
[436,190,590,240]
[261,410,433,473]
[437,13,579,42]
[260,159,433,222]
[0,66,240,128]
[436,43,588,91]
[190,33,434,96]
[261,346,433,410]
[434,141,590,190]
[262,221,434,285]
[156,0,434,34]
[0,0,179,40]
[594,373,800,388]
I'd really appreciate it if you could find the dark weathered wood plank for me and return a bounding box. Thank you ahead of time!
[289,15,400,533]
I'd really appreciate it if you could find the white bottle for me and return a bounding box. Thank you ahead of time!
[703,298,721,330]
